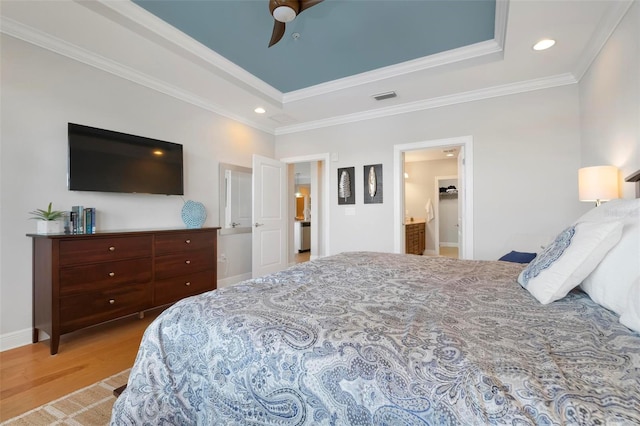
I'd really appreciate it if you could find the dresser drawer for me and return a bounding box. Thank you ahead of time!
[155,250,215,280]
[59,236,152,266]
[154,270,215,306]
[59,258,152,297]
[60,283,151,334]
[155,231,216,255]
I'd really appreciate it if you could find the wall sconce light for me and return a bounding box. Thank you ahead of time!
[578,165,619,207]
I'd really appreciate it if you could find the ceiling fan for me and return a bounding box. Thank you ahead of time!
[268,0,324,47]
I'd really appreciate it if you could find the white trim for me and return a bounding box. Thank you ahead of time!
[493,0,509,54]
[97,0,509,104]
[1,9,578,138]
[0,16,274,134]
[439,242,459,248]
[394,136,474,259]
[280,153,331,258]
[91,0,283,101]
[283,40,503,103]
[276,74,577,135]
[573,0,634,81]
[3,0,629,137]
[0,328,34,352]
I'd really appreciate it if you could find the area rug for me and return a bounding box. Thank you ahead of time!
[1,369,129,426]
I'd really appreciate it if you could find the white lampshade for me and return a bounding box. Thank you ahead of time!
[578,165,619,206]
[273,6,296,22]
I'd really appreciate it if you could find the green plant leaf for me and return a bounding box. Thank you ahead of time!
[29,202,65,221]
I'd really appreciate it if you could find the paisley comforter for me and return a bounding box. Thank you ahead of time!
[111,252,640,425]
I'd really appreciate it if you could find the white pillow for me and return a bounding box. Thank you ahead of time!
[619,277,640,333]
[578,199,640,316]
[517,221,623,304]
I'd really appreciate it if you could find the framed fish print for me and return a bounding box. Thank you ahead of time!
[364,164,383,204]
[337,167,355,205]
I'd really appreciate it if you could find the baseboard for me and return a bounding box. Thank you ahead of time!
[0,327,36,352]
[439,242,459,248]
[423,249,437,256]
[217,273,251,289]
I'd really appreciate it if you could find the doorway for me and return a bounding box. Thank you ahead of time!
[281,153,331,265]
[394,136,474,259]
[293,163,312,264]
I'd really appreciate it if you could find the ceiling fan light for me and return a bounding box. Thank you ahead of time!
[273,6,296,22]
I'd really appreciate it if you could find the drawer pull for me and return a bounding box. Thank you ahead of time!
[185,282,191,286]
[109,299,115,305]
[185,260,191,264]
[109,272,115,277]
[109,246,116,252]
[185,239,191,244]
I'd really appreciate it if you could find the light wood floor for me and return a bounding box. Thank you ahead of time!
[439,246,459,258]
[0,308,166,422]
[295,251,311,263]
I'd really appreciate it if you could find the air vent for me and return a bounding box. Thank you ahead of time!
[372,91,397,101]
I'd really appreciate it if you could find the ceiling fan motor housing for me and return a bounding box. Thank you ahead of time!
[270,0,300,22]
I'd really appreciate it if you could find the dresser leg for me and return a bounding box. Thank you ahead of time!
[50,335,60,355]
[32,328,39,343]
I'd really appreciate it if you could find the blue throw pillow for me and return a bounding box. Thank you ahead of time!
[498,250,537,264]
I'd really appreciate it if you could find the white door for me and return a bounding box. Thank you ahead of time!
[252,155,288,278]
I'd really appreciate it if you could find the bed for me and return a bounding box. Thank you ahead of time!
[111,187,640,425]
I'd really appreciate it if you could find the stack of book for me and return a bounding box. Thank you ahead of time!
[64,206,96,234]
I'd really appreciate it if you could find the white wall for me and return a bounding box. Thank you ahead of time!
[579,2,639,198]
[275,85,585,260]
[0,35,275,349]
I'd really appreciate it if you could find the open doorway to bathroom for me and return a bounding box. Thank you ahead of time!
[394,136,473,259]
[404,150,459,258]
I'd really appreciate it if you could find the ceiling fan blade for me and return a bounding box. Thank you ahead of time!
[268,20,286,47]
[299,0,323,13]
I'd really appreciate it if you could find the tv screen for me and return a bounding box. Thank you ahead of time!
[68,123,184,195]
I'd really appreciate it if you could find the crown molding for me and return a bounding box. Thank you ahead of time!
[0,16,274,134]
[95,0,509,106]
[572,0,634,81]
[282,0,509,103]
[282,40,503,103]
[494,0,509,52]
[91,0,284,103]
[275,73,578,135]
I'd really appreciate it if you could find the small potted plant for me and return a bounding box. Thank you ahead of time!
[29,202,65,234]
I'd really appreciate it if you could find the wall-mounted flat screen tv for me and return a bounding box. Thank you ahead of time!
[68,123,184,195]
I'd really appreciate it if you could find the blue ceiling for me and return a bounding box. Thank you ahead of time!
[132,0,496,93]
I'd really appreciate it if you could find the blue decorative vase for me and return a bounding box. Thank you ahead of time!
[181,200,206,229]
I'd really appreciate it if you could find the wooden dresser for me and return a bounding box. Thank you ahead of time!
[28,227,219,354]
[405,221,426,255]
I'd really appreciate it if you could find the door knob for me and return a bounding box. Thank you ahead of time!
[254,223,264,227]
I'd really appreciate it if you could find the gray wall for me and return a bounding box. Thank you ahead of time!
[275,85,585,260]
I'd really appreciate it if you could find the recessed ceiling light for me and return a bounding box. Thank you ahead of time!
[254,107,266,114]
[446,153,454,157]
[533,39,556,51]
